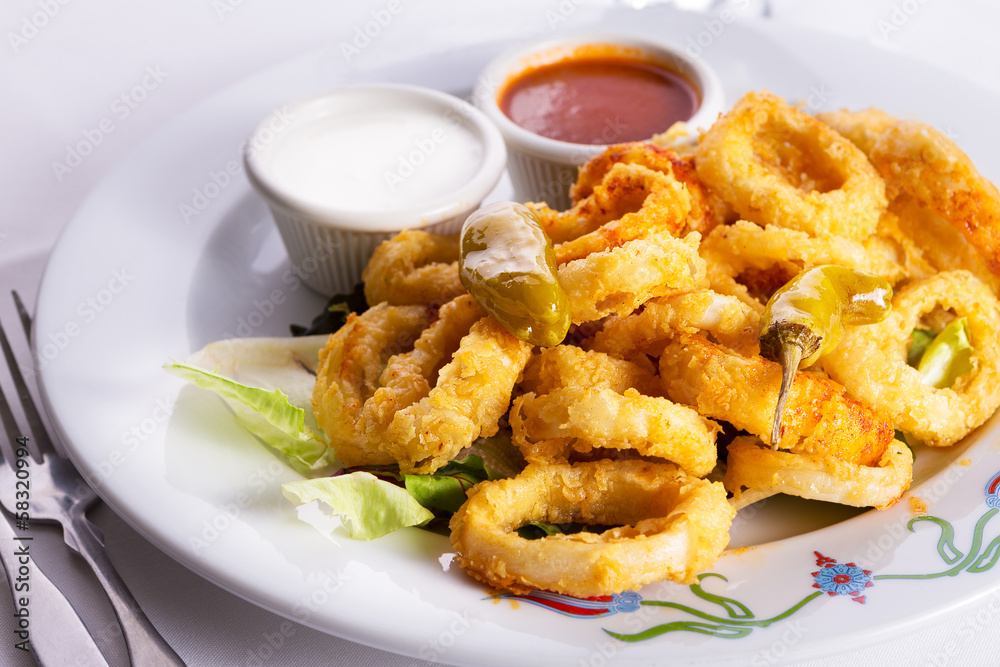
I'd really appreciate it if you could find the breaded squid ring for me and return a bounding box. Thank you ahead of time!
[362,229,465,307]
[887,196,1000,295]
[312,303,431,466]
[528,142,719,245]
[699,220,906,311]
[587,290,761,359]
[874,207,939,283]
[359,295,483,443]
[821,109,1000,293]
[696,91,887,241]
[648,120,698,158]
[511,386,720,477]
[518,344,661,397]
[870,120,1000,275]
[558,231,708,324]
[724,436,913,510]
[816,107,898,155]
[570,141,695,202]
[449,460,735,596]
[552,163,693,265]
[660,333,894,466]
[822,271,1000,447]
[381,316,532,474]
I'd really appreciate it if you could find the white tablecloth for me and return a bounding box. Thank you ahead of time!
[3,1,1000,664]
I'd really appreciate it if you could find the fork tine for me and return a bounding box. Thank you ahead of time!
[0,315,54,460]
[12,291,32,342]
[10,291,50,461]
[0,372,22,466]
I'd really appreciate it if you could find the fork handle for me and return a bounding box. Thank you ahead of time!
[65,510,186,666]
[0,513,110,667]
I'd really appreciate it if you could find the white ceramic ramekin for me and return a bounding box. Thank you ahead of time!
[244,83,507,296]
[474,32,724,211]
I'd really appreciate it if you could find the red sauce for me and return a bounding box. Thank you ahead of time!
[500,56,699,145]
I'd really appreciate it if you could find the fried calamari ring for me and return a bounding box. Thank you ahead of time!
[870,120,1000,275]
[518,344,661,397]
[552,163,693,265]
[312,303,431,466]
[660,333,894,465]
[587,290,761,359]
[362,229,464,307]
[449,460,735,596]
[570,142,693,201]
[381,316,532,474]
[513,346,718,475]
[724,436,913,510]
[822,271,1000,447]
[887,196,1000,295]
[820,110,1000,292]
[359,295,483,443]
[700,220,906,310]
[511,385,719,476]
[570,141,723,234]
[816,107,898,155]
[313,298,529,472]
[696,91,887,241]
[648,121,698,158]
[558,231,708,324]
[527,142,720,245]
[873,207,939,283]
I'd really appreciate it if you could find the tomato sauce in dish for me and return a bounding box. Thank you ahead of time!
[499,56,699,145]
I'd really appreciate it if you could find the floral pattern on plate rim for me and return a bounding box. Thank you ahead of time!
[495,469,1000,643]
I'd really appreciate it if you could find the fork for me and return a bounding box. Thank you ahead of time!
[0,292,185,666]
[0,433,110,665]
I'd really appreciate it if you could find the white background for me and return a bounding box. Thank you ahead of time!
[2,0,1000,665]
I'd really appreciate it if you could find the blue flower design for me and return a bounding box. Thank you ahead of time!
[612,591,642,613]
[812,562,873,597]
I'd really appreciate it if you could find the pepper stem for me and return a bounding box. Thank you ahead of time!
[771,341,803,450]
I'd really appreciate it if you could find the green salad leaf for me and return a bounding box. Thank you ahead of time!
[289,283,368,337]
[464,431,525,481]
[915,318,974,389]
[515,522,614,540]
[907,329,936,368]
[403,456,489,513]
[164,335,334,473]
[335,445,521,535]
[283,473,434,540]
[164,331,527,542]
[517,522,567,539]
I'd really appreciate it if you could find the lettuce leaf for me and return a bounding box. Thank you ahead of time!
[289,283,368,337]
[164,335,525,541]
[517,522,567,539]
[916,318,974,389]
[403,456,489,513]
[164,336,334,474]
[516,522,612,540]
[464,431,525,481]
[283,472,434,540]
[907,329,935,367]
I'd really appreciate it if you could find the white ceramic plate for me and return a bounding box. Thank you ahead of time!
[34,6,1000,665]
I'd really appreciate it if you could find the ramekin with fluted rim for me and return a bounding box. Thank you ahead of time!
[473,32,724,211]
[244,83,507,296]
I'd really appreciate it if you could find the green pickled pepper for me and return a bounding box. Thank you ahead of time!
[459,201,571,347]
[759,265,893,448]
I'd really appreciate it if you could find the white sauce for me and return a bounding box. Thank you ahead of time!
[263,105,484,211]
[463,205,547,279]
